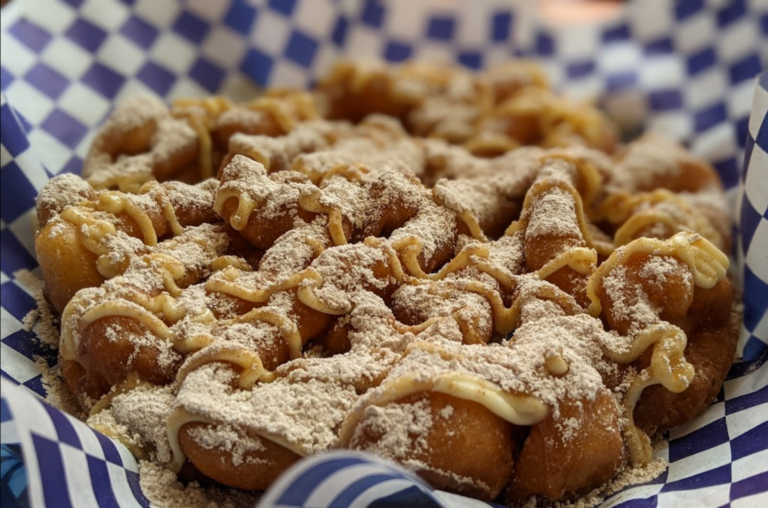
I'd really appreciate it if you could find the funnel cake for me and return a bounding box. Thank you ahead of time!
[317,59,617,155]
[33,60,739,506]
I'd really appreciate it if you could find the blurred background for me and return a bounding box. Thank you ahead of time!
[2,0,763,188]
[0,0,764,200]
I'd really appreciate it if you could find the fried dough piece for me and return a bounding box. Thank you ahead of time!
[634,279,736,435]
[83,96,199,191]
[36,178,218,313]
[178,422,301,491]
[347,391,515,501]
[508,390,624,501]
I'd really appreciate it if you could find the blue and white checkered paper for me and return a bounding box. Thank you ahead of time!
[737,71,768,365]
[1,378,149,508]
[0,1,766,507]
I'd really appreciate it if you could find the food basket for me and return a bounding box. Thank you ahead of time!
[1,1,766,507]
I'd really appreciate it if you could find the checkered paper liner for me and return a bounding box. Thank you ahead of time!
[0,0,766,507]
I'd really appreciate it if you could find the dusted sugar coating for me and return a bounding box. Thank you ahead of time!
[35,177,220,314]
[316,59,617,156]
[32,59,739,507]
[83,92,319,192]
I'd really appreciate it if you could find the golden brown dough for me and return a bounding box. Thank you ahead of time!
[508,390,624,501]
[35,178,218,313]
[33,59,739,507]
[179,422,301,490]
[348,392,515,501]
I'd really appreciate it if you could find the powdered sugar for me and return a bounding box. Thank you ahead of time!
[366,300,612,419]
[16,269,60,347]
[228,121,330,172]
[184,423,267,467]
[30,70,736,508]
[36,173,95,225]
[138,460,260,508]
[89,383,175,463]
[350,397,434,460]
[306,242,391,311]
[175,363,358,456]
[218,155,316,221]
[639,255,691,291]
[601,265,661,337]
[525,186,580,239]
[83,95,199,188]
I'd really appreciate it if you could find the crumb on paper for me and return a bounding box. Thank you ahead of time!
[139,461,261,508]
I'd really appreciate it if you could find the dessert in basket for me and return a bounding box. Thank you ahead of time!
[33,60,738,504]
